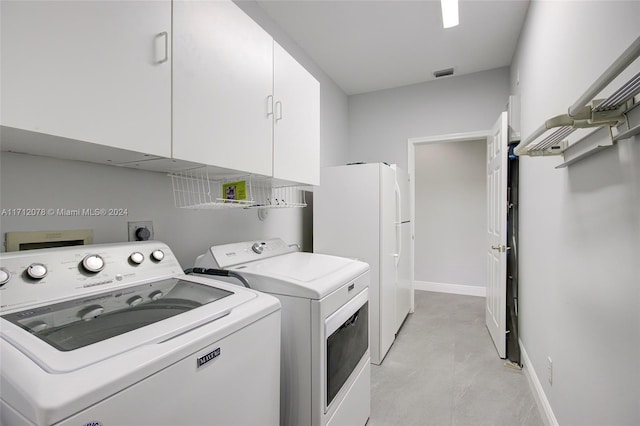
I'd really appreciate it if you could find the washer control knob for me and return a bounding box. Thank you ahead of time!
[129,252,144,265]
[149,290,163,301]
[82,254,105,273]
[0,268,11,286]
[26,263,48,280]
[127,296,144,307]
[252,243,264,254]
[151,250,164,262]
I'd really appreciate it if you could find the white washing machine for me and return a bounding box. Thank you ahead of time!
[0,241,281,426]
[195,238,370,426]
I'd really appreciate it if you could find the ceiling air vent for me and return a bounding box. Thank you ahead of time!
[433,68,454,78]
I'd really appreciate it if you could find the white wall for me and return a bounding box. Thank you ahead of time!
[348,67,510,170]
[348,64,508,298]
[512,2,640,425]
[0,1,350,265]
[414,140,486,289]
[0,152,305,267]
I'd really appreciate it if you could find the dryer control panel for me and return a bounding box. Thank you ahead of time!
[197,238,298,269]
[0,241,183,313]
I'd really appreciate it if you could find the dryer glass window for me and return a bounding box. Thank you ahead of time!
[326,301,368,407]
[1,278,232,351]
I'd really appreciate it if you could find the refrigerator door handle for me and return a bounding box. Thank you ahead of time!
[394,181,402,266]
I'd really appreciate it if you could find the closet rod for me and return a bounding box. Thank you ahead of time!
[568,36,640,117]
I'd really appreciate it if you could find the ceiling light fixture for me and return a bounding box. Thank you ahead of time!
[441,0,459,28]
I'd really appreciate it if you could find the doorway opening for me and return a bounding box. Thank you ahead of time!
[408,131,490,298]
[408,128,521,364]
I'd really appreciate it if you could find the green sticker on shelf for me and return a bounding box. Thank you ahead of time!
[222,181,247,201]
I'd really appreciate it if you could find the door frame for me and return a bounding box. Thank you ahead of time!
[407,130,491,307]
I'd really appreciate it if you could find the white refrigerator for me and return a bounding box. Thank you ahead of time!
[314,162,412,365]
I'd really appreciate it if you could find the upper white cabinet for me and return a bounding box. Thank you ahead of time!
[172,1,274,176]
[0,0,172,158]
[1,0,319,185]
[173,2,319,184]
[273,43,321,186]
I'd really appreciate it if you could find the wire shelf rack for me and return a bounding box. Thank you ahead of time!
[247,184,307,209]
[169,168,307,210]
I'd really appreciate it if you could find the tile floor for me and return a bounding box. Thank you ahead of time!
[369,291,544,426]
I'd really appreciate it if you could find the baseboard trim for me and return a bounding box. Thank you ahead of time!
[413,281,486,297]
[519,339,558,426]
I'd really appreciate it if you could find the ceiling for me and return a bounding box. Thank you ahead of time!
[256,0,530,95]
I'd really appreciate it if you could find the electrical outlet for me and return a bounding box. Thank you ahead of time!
[547,356,553,385]
[128,221,154,242]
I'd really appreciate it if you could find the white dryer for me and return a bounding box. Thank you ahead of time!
[0,241,281,426]
[195,238,371,426]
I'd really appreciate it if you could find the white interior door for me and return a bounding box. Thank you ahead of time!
[486,111,508,358]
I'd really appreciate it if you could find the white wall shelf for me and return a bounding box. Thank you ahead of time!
[554,126,613,168]
[514,36,640,166]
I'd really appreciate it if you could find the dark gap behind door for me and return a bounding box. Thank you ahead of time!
[506,144,520,365]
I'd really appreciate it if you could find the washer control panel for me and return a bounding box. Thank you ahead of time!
[0,241,182,313]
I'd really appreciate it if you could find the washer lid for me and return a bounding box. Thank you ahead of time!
[0,276,258,373]
[230,252,369,299]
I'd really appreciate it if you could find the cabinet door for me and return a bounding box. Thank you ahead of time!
[173,0,273,176]
[273,42,320,186]
[0,0,171,157]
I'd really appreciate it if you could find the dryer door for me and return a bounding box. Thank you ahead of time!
[325,289,369,410]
